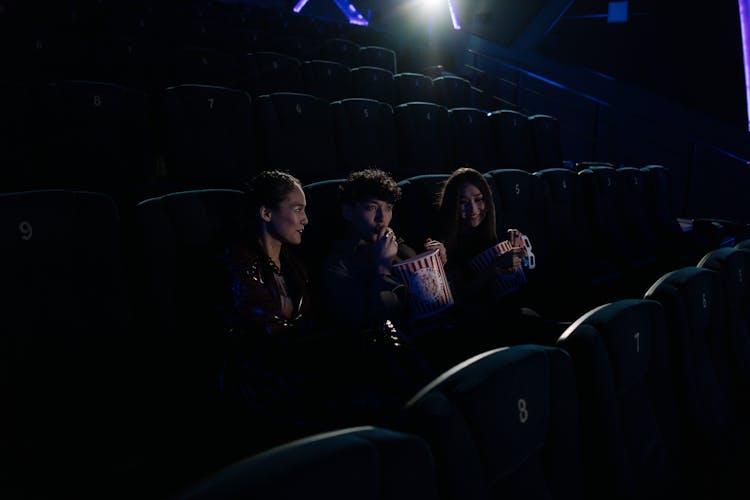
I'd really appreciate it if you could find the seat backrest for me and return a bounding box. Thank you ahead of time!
[582,165,662,296]
[134,188,245,339]
[399,344,585,500]
[736,238,750,252]
[159,84,259,191]
[578,166,630,263]
[133,188,245,410]
[7,21,90,85]
[297,178,346,294]
[556,299,685,500]
[697,247,750,419]
[641,164,681,237]
[320,37,360,68]
[533,167,594,266]
[484,168,546,264]
[255,92,338,185]
[245,51,305,97]
[350,65,395,105]
[0,82,35,191]
[393,102,453,179]
[0,189,133,496]
[448,107,496,172]
[169,46,244,89]
[91,35,163,92]
[432,75,472,109]
[358,45,397,73]
[644,266,743,499]
[616,166,659,253]
[393,72,434,105]
[270,32,320,61]
[37,80,156,206]
[534,167,622,316]
[175,426,439,500]
[488,109,534,171]
[640,164,696,268]
[393,174,448,248]
[528,114,563,170]
[302,59,353,102]
[330,97,398,176]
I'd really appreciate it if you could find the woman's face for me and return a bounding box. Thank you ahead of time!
[267,185,308,245]
[458,181,486,228]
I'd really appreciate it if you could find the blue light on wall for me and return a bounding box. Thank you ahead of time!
[607,1,628,24]
[448,0,462,30]
[330,0,369,25]
[293,0,368,25]
[292,0,310,13]
[739,0,750,131]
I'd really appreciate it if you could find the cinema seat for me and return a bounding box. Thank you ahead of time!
[175,426,439,500]
[557,299,685,500]
[399,344,585,500]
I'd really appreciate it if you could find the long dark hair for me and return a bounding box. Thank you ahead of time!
[436,167,498,260]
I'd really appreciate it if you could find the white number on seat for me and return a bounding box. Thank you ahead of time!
[19,220,32,240]
[518,398,528,423]
[634,331,640,353]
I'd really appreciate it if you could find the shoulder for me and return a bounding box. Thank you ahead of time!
[325,239,360,263]
[222,242,260,264]
[220,243,267,283]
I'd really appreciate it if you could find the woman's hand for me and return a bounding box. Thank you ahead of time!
[496,248,524,274]
[510,248,524,272]
[425,238,447,266]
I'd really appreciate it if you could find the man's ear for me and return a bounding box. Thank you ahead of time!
[259,205,273,222]
[341,203,353,222]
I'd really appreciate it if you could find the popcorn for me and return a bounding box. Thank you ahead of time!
[393,248,454,319]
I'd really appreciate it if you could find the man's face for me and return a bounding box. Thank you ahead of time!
[344,197,394,243]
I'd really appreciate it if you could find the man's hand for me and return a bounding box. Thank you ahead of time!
[374,226,398,274]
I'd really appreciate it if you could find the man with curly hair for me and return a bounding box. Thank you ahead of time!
[322,167,447,334]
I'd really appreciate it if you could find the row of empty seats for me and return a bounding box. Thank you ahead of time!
[8,39,474,106]
[178,234,750,499]
[0,80,562,201]
[0,0,432,92]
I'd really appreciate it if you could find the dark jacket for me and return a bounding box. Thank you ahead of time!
[322,237,416,334]
[219,239,314,342]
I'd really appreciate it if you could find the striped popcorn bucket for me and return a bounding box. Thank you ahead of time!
[393,248,454,319]
[469,240,515,273]
[469,230,536,273]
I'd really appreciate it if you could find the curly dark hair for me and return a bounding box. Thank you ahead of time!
[338,168,401,205]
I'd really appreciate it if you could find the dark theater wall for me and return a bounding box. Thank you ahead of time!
[537,0,747,130]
